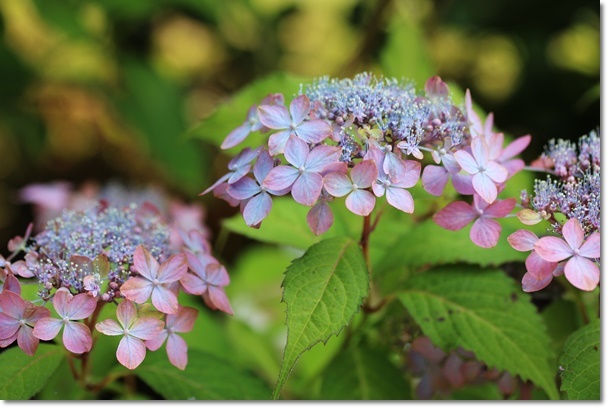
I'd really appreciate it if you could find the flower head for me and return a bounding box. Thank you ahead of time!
[0,290,49,355]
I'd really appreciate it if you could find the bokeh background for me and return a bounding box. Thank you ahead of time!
[0,0,599,258]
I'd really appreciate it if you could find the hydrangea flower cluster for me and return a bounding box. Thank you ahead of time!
[508,130,601,292]
[202,73,528,237]
[0,184,233,371]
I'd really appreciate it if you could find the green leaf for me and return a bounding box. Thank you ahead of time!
[320,344,409,400]
[559,320,600,400]
[188,72,308,153]
[398,267,559,400]
[273,237,369,399]
[135,349,271,400]
[0,344,64,400]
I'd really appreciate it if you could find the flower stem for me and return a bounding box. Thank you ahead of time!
[522,166,557,176]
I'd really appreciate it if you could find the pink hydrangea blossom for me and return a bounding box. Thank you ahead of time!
[180,252,233,315]
[0,290,50,356]
[323,160,378,216]
[371,156,421,214]
[33,288,97,354]
[507,230,559,292]
[0,267,21,295]
[145,306,198,370]
[120,246,188,314]
[534,218,600,291]
[96,300,164,370]
[434,195,516,248]
[257,94,332,155]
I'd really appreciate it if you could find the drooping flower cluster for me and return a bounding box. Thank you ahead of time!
[0,184,233,370]
[508,130,601,292]
[202,73,528,237]
[406,336,517,400]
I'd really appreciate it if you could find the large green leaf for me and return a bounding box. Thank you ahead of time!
[135,349,271,400]
[0,344,64,400]
[273,237,369,399]
[320,344,409,400]
[398,267,559,400]
[559,320,600,400]
[188,72,308,153]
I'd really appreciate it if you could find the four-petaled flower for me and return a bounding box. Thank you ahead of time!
[263,136,340,206]
[454,137,508,203]
[324,160,378,216]
[33,288,97,354]
[96,300,164,370]
[121,246,188,314]
[0,290,49,355]
[181,252,233,315]
[145,306,198,370]
[534,218,600,291]
[434,195,516,248]
[258,94,332,155]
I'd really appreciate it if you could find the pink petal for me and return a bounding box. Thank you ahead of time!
[268,130,292,156]
[465,90,483,137]
[305,145,341,173]
[17,326,39,356]
[262,165,299,191]
[386,187,414,213]
[484,161,508,184]
[345,189,376,216]
[205,286,234,315]
[133,245,160,281]
[25,304,49,325]
[229,146,260,169]
[289,95,311,125]
[168,306,198,333]
[0,332,17,347]
[470,218,501,248]
[486,131,503,161]
[3,274,21,295]
[433,201,478,231]
[500,135,531,161]
[295,120,332,144]
[227,177,260,200]
[166,333,189,370]
[120,277,153,304]
[442,153,461,175]
[129,317,165,341]
[579,233,600,258]
[10,261,34,278]
[151,286,179,314]
[200,173,231,196]
[351,160,378,188]
[452,173,475,195]
[52,289,72,319]
[562,218,584,251]
[564,256,600,291]
[421,165,449,196]
[0,313,21,339]
[253,150,274,183]
[291,172,323,206]
[454,150,479,175]
[117,335,147,370]
[95,319,124,336]
[534,237,573,262]
[243,192,272,226]
[507,230,539,252]
[483,198,516,219]
[364,144,385,172]
[472,172,498,204]
[525,251,558,280]
[185,252,215,280]
[213,182,241,207]
[220,123,251,150]
[116,300,137,330]
[144,330,168,351]
[180,273,206,295]
[323,172,353,197]
[257,105,291,129]
[206,264,230,287]
[284,135,309,168]
[391,160,421,189]
[63,322,92,354]
[471,137,489,166]
[307,201,334,236]
[382,152,407,181]
[158,254,187,284]
[0,290,26,319]
[66,293,97,320]
[503,158,525,177]
[425,76,449,98]
[521,272,553,292]
[32,317,63,341]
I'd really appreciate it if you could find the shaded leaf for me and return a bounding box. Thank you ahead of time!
[398,267,559,400]
[559,320,600,400]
